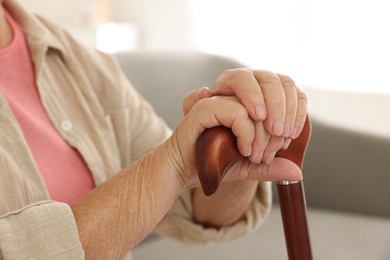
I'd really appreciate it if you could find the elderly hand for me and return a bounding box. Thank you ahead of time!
[182,69,307,165]
[168,87,303,189]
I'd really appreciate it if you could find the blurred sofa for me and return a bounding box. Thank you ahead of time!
[114,51,390,260]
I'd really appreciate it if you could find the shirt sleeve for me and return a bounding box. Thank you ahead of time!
[75,39,271,246]
[154,181,272,245]
[0,201,84,260]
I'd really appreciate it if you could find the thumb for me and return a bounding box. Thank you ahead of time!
[246,157,303,182]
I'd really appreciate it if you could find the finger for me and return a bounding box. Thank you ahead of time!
[253,70,286,136]
[193,96,255,157]
[278,74,298,137]
[292,87,308,139]
[262,136,284,164]
[249,121,271,164]
[182,87,212,116]
[211,68,267,121]
[282,138,292,150]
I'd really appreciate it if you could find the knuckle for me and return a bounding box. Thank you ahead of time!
[214,68,254,91]
[231,108,251,131]
[297,89,308,104]
[278,74,296,86]
[253,70,281,84]
[234,105,249,119]
[272,100,287,111]
[193,96,213,110]
[224,68,253,81]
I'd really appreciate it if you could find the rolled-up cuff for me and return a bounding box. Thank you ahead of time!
[0,201,84,259]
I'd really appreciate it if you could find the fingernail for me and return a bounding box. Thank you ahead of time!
[292,127,299,138]
[244,144,252,157]
[273,121,284,136]
[199,87,211,98]
[255,104,266,120]
[239,144,252,157]
[283,138,291,150]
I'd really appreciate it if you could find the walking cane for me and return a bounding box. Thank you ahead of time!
[195,116,313,260]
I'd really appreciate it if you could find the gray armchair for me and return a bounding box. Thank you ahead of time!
[114,51,244,128]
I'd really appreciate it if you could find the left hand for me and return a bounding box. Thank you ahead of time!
[182,68,308,164]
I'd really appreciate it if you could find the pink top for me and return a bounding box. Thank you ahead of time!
[0,11,95,204]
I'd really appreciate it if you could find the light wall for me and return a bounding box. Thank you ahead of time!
[189,0,390,95]
[17,0,97,26]
[109,0,192,50]
[16,0,192,50]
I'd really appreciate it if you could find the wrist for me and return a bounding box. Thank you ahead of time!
[151,141,185,197]
[71,142,186,257]
[162,132,199,191]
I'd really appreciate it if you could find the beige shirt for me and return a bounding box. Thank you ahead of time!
[0,1,271,259]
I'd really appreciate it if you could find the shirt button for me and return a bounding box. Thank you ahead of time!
[60,120,73,132]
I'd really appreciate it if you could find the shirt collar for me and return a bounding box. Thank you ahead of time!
[3,0,65,59]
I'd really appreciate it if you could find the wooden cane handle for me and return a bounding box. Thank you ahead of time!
[195,126,241,195]
[195,116,313,260]
[195,116,311,195]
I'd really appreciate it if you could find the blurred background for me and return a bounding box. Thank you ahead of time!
[19,0,390,94]
[16,0,390,259]
[18,0,390,136]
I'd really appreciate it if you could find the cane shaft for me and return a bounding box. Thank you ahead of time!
[277,181,313,260]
